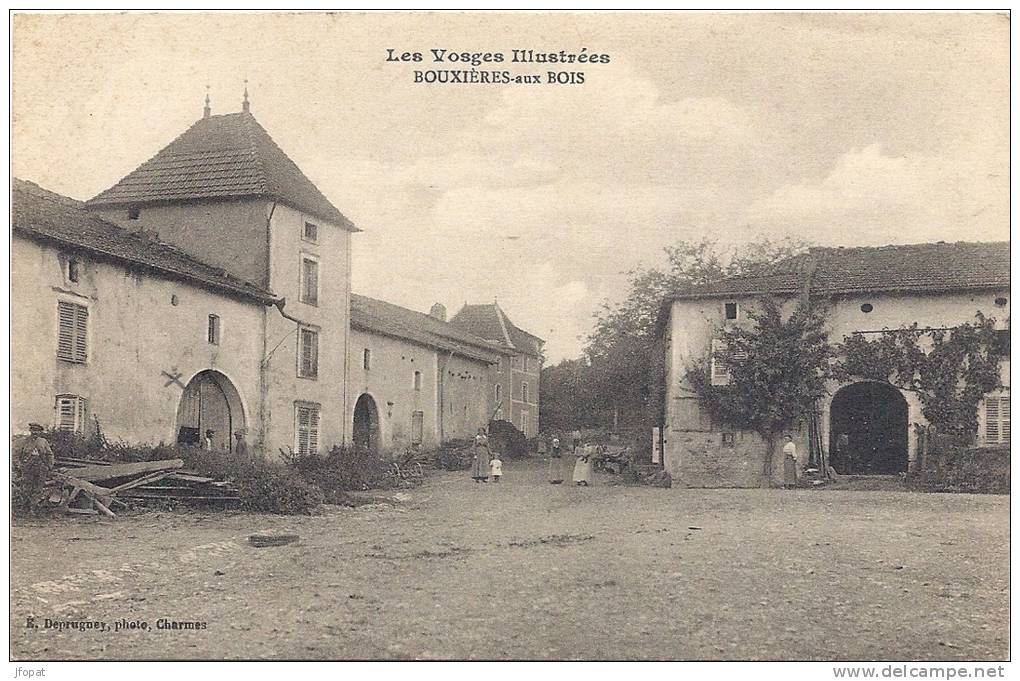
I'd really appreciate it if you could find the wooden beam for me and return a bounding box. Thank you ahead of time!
[60,459,183,482]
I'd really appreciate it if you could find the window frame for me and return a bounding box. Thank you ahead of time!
[67,258,81,283]
[297,326,320,379]
[710,338,730,386]
[294,401,321,456]
[413,370,422,392]
[302,221,319,244]
[207,314,221,345]
[298,253,320,306]
[724,302,738,321]
[983,393,1010,445]
[55,394,87,434]
[522,381,529,403]
[56,299,89,364]
[363,348,372,370]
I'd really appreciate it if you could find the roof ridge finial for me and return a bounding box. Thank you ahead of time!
[242,78,250,114]
[203,85,211,118]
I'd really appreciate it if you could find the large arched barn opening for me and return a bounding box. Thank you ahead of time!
[829,381,909,475]
[353,393,380,455]
[175,370,245,453]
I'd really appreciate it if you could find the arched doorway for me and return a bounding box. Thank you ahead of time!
[175,370,245,453]
[353,393,380,455]
[829,381,908,474]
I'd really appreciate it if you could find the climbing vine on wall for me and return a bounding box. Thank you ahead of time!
[835,313,1003,445]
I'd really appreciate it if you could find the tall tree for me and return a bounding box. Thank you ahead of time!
[687,297,834,485]
[583,237,810,433]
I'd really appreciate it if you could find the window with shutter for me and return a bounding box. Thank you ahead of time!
[710,338,731,386]
[55,394,86,434]
[300,256,319,305]
[57,301,88,363]
[985,395,1010,444]
[295,403,321,455]
[298,328,319,378]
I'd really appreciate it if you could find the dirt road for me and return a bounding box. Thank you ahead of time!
[10,461,1009,660]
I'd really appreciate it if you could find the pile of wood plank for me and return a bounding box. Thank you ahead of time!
[50,458,239,517]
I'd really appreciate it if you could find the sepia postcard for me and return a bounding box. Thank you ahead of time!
[7,9,1011,672]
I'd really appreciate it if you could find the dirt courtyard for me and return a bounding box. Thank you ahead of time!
[9,461,1009,661]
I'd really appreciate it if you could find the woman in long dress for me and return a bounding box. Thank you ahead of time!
[548,436,564,484]
[470,428,492,483]
[573,442,594,486]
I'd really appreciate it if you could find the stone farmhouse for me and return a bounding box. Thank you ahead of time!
[659,242,1010,488]
[12,95,543,456]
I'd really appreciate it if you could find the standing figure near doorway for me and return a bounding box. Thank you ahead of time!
[471,428,492,483]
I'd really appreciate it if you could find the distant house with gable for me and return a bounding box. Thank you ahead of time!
[450,302,544,437]
[349,294,503,450]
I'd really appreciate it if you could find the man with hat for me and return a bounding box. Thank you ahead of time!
[233,428,250,460]
[12,423,55,513]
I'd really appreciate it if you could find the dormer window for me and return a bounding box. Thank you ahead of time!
[725,302,738,320]
[67,258,80,283]
[128,206,140,220]
[303,221,319,243]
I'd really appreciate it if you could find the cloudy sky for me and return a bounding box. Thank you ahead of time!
[12,12,1009,362]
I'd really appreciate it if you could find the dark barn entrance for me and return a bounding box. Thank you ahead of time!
[353,393,380,455]
[829,382,908,474]
[175,370,245,452]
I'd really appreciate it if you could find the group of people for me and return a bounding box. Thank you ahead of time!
[469,428,503,483]
[468,427,594,486]
[548,429,594,486]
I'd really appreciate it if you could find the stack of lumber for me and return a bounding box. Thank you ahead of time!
[51,458,239,517]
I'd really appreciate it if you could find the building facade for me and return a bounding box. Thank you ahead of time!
[661,242,1010,488]
[12,179,274,451]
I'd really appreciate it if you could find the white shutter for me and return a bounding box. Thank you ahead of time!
[995,395,1003,444]
[56,395,86,433]
[984,395,1011,444]
[308,406,319,455]
[710,339,731,386]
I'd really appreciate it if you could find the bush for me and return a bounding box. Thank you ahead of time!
[235,463,324,514]
[282,445,397,501]
[433,440,473,470]
[488,420,529,459]
[914,445,1010,494]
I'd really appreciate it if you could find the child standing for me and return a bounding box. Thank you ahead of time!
[489,453,503,483]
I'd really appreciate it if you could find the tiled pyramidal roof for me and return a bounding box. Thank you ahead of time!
[87,112,356,230]
[449,303,544,355]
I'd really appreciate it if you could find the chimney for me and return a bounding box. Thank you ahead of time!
[429,303,447,322]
